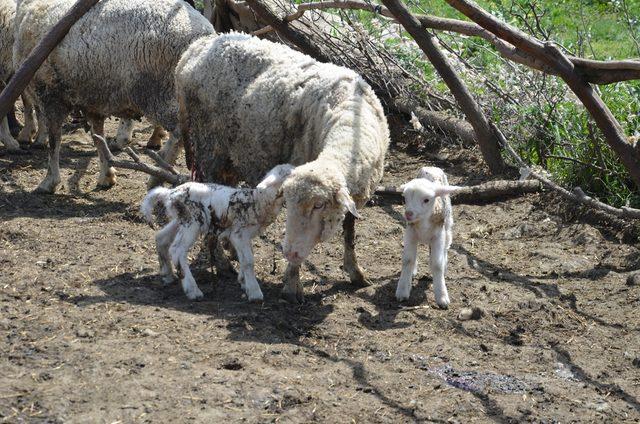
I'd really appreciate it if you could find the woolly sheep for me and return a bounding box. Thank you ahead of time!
[396,166,461,308]
[0,0,40,151]
[13,0,214,192]
[175,33,390,302]
[141,164,295,302]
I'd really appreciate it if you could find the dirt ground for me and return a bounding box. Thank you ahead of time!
[1,118,639,423]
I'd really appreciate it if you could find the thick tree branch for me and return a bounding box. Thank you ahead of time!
[0,0,101,119]
[381,0,505,174]
[374,179,542,205]
[250,0,640,84]
[443,0,640,190]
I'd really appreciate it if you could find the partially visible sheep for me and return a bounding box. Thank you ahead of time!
[13,0,214,192]
[175,33,390,302]
[395,167,460,308]
[0,0,40,152]
[141,164,294,301]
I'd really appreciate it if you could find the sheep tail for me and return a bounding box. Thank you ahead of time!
[141,186,171,224]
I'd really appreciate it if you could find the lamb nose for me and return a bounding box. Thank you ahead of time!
[405,211,414,220]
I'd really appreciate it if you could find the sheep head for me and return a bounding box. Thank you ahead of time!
[281,162,359,265]
[401,178,460,224]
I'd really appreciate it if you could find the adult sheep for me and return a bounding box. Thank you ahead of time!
[175,33,390,302]
[13,0,214,193]
[0,0,40,152]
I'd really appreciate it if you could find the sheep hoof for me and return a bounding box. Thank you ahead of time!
[350,273,371,288]
[34,178,60,194]
[281,290,303,304]
[162,275,176,285]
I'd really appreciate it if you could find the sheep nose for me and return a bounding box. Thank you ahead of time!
[405,211,414,220]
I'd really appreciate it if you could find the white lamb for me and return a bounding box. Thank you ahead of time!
[141,164,294,302]
[396,167,461,308]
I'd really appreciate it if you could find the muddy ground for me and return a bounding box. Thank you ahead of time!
[1,118,639,423]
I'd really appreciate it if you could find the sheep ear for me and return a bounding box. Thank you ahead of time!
[336,187,361,219]
[434,185,462,197]
[256,173,278,189]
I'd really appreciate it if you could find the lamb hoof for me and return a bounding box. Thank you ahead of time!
[246,291,264,303]
[396,291,411,302]
[162,275,176,285]
[435,297,450,310]
[281,290,303,304]
[185,287,204,301]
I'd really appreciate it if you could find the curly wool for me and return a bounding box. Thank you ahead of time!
[176,32,390,205]
[14,0,214,131]
[0,0,15,82]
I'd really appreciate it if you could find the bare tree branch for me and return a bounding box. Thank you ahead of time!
[92,135,190,186]
[249,0,640,84]
[491,124,640,220]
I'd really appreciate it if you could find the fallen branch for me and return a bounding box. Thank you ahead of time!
[92,135,189,186]
[374,179,542,205]
[394,98,475,144]
[491,124,640,220]
[0,0,101,118]
[250,0,640,84]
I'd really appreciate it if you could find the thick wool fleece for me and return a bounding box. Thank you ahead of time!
[176,32,390,204]
[14,0,214,131]
[0,0,15,82]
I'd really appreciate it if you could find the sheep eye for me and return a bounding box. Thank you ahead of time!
[423,198,430,204]
[313,201,326,210]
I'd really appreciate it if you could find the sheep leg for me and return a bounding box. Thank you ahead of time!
[17,94,37,144]
[147,125,167,150]
[282,262,303,303]
[396,229,418,302]
[31,106,48,149]
[229,231,263,302]
[148,133,181,188]
[0,116,21,152]
[343,212,370,287]
[429,231,450,309]
[114,119,135,151]
[207,232,236,278]
[156,220,179,285]
[7,103,22,137]
[35,121,63,193]
[88,116,116,188]
[169,223,204,300]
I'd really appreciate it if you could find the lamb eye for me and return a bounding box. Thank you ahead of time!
[423,198,430,204]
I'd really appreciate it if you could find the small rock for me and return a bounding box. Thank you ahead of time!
[457,307,485,321]
[627,273,640,286]
[632,357,640,368]
[76,328,94,338]
[142,328,159,337]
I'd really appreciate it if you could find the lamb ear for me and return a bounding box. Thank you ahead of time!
[256,173,278,189]
[336,187,361,219]
[434,185,462,197]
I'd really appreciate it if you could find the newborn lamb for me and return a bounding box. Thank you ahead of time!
[396,167,461,308]
[141,164,294,302]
